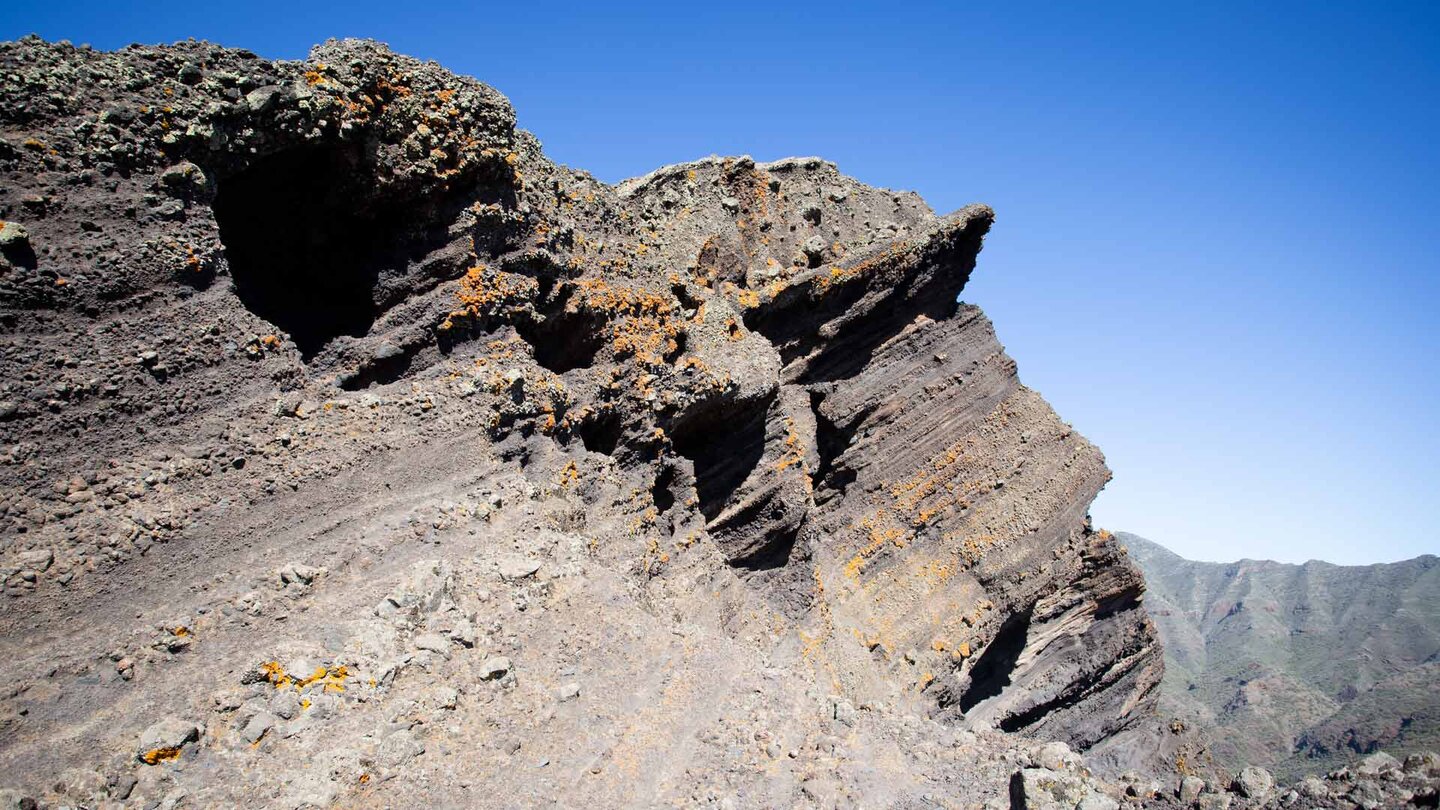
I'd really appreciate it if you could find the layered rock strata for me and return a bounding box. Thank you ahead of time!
[0,36,1176,807]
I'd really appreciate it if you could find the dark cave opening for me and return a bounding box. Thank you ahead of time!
[213,145,404,360]
[516,285,609,374]
[727,518,805,573]
[809,390,860,503]
[578,408,623,456]
[958,606,1033,713]
[651,465,677,513]
[671,396,770,523]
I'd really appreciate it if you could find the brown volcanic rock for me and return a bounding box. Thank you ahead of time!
[0,36,1175,807]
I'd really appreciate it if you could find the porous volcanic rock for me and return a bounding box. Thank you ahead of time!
[0,36,1192,807]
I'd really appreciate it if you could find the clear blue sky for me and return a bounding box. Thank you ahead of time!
[7,2,1437,564]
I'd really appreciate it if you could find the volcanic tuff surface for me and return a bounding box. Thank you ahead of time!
[1123,533,1440,781]
[6,35,1424,810]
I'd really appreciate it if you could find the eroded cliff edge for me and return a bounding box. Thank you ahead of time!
[0,37,1183,807]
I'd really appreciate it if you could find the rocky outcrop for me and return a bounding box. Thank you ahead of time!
[1123,532,1440,781]
[0,36,1172,806]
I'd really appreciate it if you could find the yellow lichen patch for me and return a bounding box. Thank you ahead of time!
[774,418,806,472]
[919,559,955,585]
[260,660,294,689]
[320,665,349,693]
[440,265,537,330]
[295,665,330,688]
[303,63,329,86]
[556,460,580,488]
[141,747,182,765]
[842,513,907,580]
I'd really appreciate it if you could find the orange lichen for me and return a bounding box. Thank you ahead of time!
[440,265,537,331]
[774,419,806,472]
[260,660,293,689]
[141,747,182,765]
[842,513,907,580]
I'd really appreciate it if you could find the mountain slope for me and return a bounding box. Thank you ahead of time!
[1122,532,1440,779]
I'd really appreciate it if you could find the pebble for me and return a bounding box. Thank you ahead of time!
[136,717,199,762]
[497,558,540,582]
[479,656,511,680]
[241,711,276,744]
[414,633,452,658]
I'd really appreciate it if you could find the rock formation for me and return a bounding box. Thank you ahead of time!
[0,35,1427,809]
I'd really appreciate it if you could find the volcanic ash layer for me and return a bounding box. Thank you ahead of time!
[0,36,1216,808]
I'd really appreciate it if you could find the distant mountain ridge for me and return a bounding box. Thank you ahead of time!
[1120,532,1440,780]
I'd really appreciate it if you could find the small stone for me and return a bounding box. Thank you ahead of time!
[269,691,301,720]
[1356,751,1401,775]
[497,558,541,582]
[1076,794,1118,810]
[111,772,138,799]
[450,618,476,648]
[1035,740,1078,771]
[428,686,460,710]
[378,729,425,768]
[18,549,52,572]
[1296,775,1329,799]
[1231,766,1273,799]
[1178,775,1205,803]
[241,711,276,744]
[244,85,284,112]
[557,682,580,701]
[0,221,30,248]
[1196,793,1232,810]
[479,656,511,680]
[278,562,323,586]
[136,717,199,763]
[1404,751,1440,775]
[414,633,452,658]
[802,235,827,264]
[1011,768,1091,809]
